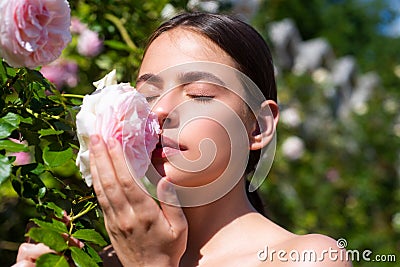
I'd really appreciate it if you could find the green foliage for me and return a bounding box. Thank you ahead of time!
[26,228,69,251]
[0,1,192,265]
[65,0,176,94]
[72,229,107,247]
[253,0,400,90]
[0,61,104,265]
[70,246,99,267]
[254,1,400,265]
[36,253,70,267]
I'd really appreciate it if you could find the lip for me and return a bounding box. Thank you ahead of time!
[152,136,187,159]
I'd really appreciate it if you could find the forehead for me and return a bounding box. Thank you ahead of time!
[139,28,237,76]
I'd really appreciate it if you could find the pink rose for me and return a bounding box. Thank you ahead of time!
[70,17,87,34]
[40,59,78,89]
[7,138,32,166]
[76,71,160,187]
[77,29,103,57]
[0,0,71,69]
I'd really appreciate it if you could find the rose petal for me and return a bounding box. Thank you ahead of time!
[0,0,71,69]
[76,74,160,187]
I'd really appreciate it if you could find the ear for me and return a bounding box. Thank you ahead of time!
[249,100,279,151]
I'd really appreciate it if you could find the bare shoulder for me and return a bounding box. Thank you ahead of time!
[281,234,352,266]
[257,234,353,267]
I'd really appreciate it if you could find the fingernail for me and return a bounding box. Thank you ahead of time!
[108,138,116,148]
[90,135,100,145]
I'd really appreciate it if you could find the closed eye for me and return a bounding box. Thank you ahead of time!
[146,95,159,102]
[188,94,215,103]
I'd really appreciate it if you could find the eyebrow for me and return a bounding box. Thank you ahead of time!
[178,71,226,86]
[136,71,226,88]
[136,73,163,87]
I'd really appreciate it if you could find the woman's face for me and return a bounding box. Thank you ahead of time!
[137,28,253,187]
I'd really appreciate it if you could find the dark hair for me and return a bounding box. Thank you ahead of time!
[144,12,277,215]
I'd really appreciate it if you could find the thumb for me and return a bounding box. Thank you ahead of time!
[157,178,187,232]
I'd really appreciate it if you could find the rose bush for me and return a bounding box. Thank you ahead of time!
[0,1,177,265]
[0,0,71,69]
[76,70,160,187]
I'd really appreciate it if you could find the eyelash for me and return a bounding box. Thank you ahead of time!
[146,95,214,103]
[145,96,159,102]
[188,94,214,103]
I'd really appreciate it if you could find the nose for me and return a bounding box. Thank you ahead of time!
[152,90,180,129]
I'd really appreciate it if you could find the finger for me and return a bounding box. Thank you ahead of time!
[90,135,130,213]
[16,243,54,262]
[107,137,160,221]
[157,178,188,236]
[11,260,35,267]
[107,137,157,209]
[90,149,112,215]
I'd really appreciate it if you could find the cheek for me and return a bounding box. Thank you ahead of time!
[160,100,252,187]
[180,118,231,161]
[168,118,231,186]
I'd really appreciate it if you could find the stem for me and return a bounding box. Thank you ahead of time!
[68,217,74,236]
[105,13,138,51]
[61,93,85,99]
[70,202,98,221]
[25,107,60,120]
[23,106,63,146]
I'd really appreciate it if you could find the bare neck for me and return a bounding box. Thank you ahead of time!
[180,179,257,265]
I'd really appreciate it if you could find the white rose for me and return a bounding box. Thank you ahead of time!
[281,136,305,161]
[75,70,160,186]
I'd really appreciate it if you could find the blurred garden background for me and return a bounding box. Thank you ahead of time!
[0,0,399,266]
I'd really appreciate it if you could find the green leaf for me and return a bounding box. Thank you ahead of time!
[38,186,46,198]
[0,121,17,139]
[0,154,11,184]
[18,115,33,124]
[39,128,64,137]
[85,244,103,263]
[31,218,68,234]
[26,228,68,252]
[0,112,21,139]
[72,229,107,247]
[50,188,67,199]
[5,64,17,76]
[44,202,65,219]
[43,147,73,168]
[104,40,132,51]
[1,112,20,127]
[36,253,69,267]
[31,163,46,175]
[70,246,99,267]
[0,139,29,152]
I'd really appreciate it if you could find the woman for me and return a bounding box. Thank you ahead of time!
[14,12,351,267]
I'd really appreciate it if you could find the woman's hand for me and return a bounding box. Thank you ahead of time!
[89,135,188,267]
[12,243,54,267]
[12,211,84,267]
